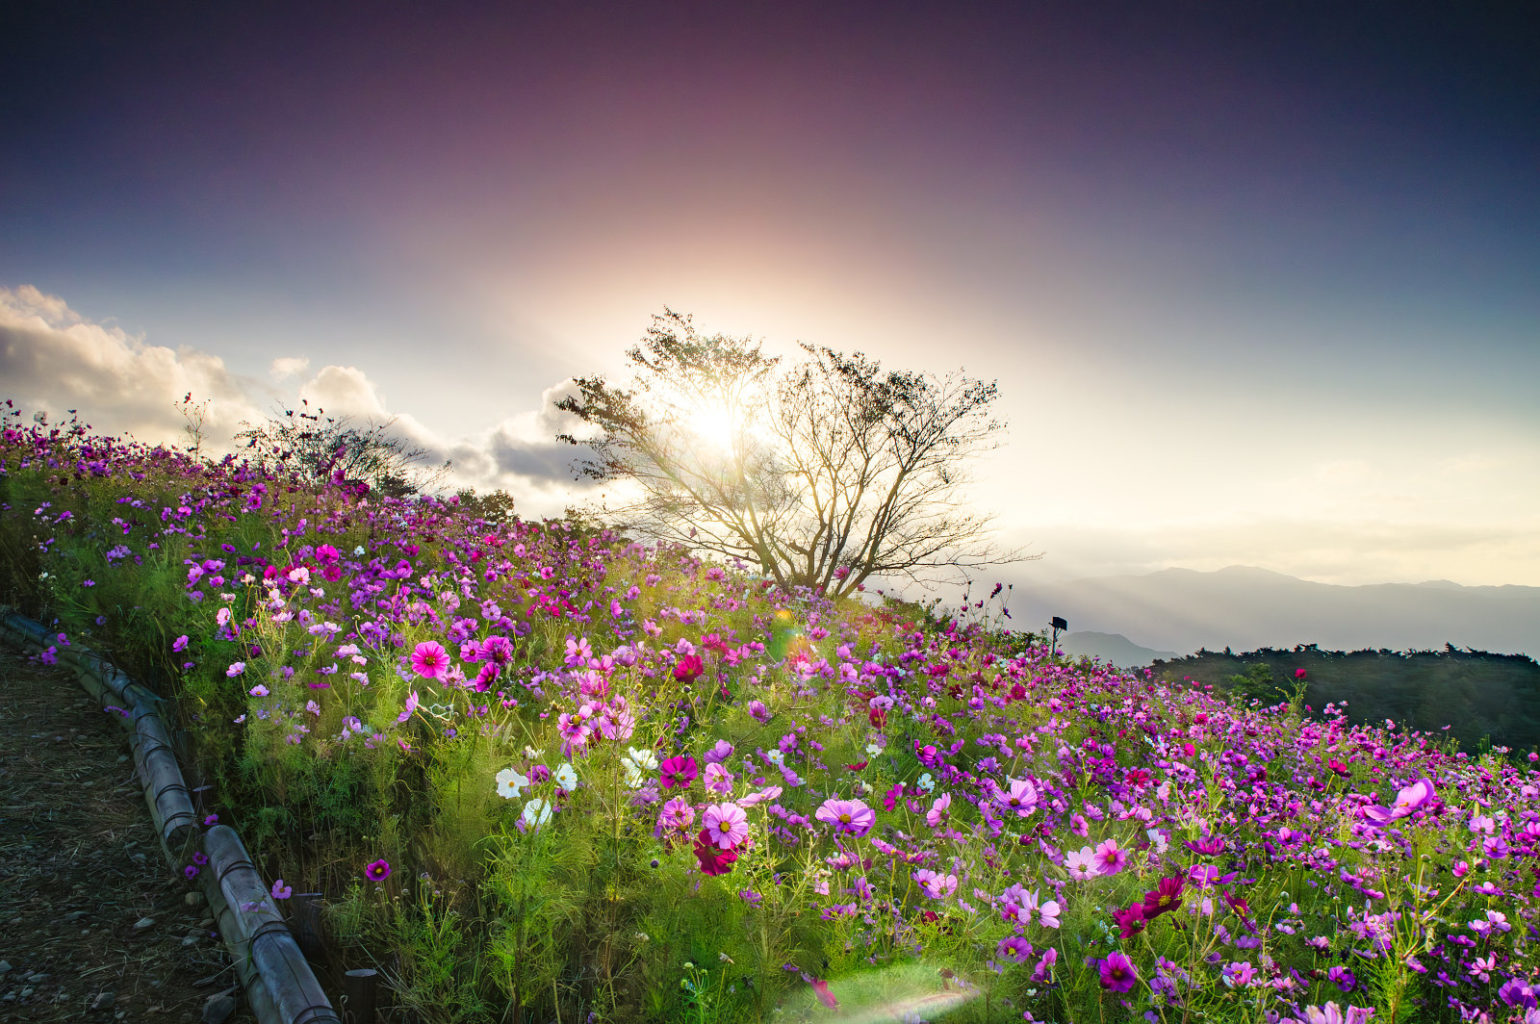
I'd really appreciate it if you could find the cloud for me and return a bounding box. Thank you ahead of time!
[0,285,606,519]
[299,364,391,422]
[270,356,310,380]
[0,284,267,444]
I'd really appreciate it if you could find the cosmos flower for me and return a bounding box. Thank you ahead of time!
[702,803,748,849]
[1097,951,1139,993]
[1092,838,1129,875]
[814,797,875,837]
[660,755,698,790]
[409,641,449,681]
[364,859,391,882]
[521,798,553,830]
[495,767,529,799]
[693,828,738,876]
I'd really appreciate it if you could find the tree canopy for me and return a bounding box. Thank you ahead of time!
[557,310,1027,597]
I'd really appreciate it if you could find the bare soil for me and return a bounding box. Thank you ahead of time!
[0,644,251,1023]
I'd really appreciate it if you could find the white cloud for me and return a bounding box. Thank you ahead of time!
[270,355,310,380]
[0,284,267,444]
[0,285,599,517]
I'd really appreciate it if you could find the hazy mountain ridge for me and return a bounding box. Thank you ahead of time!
[1015,565,1539,660]
[1059,631,1177,668]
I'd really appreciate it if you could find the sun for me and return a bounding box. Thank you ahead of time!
[679,399,769,460]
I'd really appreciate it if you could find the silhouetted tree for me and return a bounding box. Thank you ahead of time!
[557,310,1029,596]
[236,403,447,498]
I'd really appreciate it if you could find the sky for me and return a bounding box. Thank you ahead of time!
[3,1,1537,588]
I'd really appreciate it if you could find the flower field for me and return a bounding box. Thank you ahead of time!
[2,406,1538,1024]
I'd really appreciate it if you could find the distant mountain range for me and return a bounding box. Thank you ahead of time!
[1017,566,1539,665]
[1059,631,1176,668]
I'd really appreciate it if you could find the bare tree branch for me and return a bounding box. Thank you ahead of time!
[557,311,1034,596]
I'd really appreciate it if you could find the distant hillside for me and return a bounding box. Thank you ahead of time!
[1060,631,1176,668]
[1153,646,1540,752]
[1013,565,1539,658]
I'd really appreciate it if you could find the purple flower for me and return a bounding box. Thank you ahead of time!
[397,690,420,723]
[364,859,391,882]
[1097,951,1139,993]
[226,661,246,677]
[271,878,292,900]
[173,635,190,652]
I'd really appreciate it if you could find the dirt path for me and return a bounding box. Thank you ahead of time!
[0,644,250,1023]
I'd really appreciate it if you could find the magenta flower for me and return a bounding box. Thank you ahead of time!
[1097,951,1139,993]
[364,859,391,882]
[226,661,245,677]
[173,635,189,652]
[659,755,698,790]
[702,802,748,849]
[271,878,292,900]
[814,797,875,837]
[1092,838,1129,875]
[673,652,704,683]
[410,641,449,680]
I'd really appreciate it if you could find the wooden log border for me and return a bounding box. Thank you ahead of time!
[0,608,343,1024]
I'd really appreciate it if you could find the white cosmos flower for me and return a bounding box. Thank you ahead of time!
[553,763,579,791]
[625,746,659,771]
[522,797,553,829]
[623,761,645,789]
[496,767,529,800]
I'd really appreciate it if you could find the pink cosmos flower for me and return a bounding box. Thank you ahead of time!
[912,868,958,899]
[364,859,391,882]
[815,797,875,837]
[173,635,189,652]
[702,803,748,849]
[1092,838,1129,875]
[658,797,695,831]
[271,879,292,900]
[1361,777,1436,826]
[410,641,449,681]
[926,793,951,828]
[998,777,1039,816]
[704,761,734,794]
[1065,845,1099,880]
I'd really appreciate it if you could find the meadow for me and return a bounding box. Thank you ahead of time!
[1,404,1537,1024]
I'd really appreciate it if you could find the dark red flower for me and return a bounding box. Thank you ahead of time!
[693,828,738,876]
[1140,874,1185,920]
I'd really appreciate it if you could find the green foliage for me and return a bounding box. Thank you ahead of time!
[1160,645,1540,751]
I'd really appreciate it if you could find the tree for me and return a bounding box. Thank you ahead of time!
[235,403,448,498]
[557,310,1028,597]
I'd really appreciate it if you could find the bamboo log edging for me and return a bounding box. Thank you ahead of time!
[0,609,344,1024]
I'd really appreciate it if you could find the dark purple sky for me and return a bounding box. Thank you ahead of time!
[3,1,1537,584]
